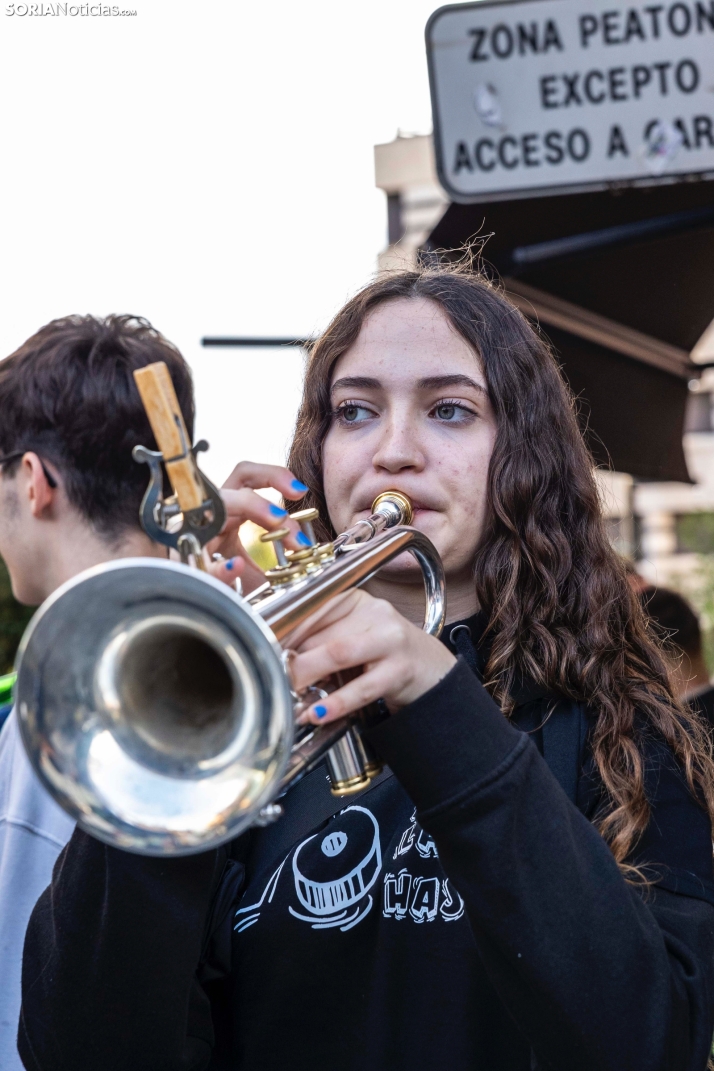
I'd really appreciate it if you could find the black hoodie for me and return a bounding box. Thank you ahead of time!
[18,615,714,1071]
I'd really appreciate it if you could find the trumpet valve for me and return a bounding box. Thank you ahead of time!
[261,524,334,587]
[260,527,290,568]
[261,507,335,585]
[325,727,373,797]
[271,541,335,585]
[290,507,319,547]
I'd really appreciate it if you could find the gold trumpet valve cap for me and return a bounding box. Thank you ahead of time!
[371,491,413,527]
[260,527,290,567]
[290,507,319,547]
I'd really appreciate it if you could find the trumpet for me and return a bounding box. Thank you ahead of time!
[15,365,445,856]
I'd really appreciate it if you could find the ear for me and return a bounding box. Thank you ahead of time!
[22,453,58,519]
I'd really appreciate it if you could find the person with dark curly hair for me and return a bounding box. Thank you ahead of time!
[18,271,714,1071]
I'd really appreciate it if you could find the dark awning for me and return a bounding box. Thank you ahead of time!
[428,179,714,482]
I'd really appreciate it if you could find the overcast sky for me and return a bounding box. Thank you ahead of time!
[0,0,441,483]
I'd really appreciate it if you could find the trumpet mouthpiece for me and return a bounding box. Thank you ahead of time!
[371,491,413,527]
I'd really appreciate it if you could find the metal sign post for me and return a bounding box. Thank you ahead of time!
[426,0,714,202]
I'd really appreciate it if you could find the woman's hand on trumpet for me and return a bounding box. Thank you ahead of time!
[205,462,309,595]
[290,588,456,722]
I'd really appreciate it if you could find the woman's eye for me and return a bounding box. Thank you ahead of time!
[336,403,374,424]
[431,402,475,423]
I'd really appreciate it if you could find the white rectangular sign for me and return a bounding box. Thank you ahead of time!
[426,0,714,201]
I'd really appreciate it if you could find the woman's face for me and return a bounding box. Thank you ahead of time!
[322,297,497,583]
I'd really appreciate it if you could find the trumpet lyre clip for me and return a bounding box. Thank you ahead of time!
[132,362,226,566]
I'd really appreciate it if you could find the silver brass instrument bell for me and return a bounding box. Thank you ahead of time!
[15,364,445,855]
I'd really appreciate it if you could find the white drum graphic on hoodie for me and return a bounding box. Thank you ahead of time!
[289,805,381,931]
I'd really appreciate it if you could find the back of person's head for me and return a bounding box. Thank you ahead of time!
[0,314,194,539]
[640,586,702,660]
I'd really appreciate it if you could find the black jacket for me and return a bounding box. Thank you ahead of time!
[18,615,714,1071]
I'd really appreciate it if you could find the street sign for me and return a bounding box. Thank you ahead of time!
[426,0,714,202]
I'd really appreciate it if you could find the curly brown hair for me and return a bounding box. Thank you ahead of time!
[287,265,714,870]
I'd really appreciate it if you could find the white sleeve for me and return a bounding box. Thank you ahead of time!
[0,711,74,1071]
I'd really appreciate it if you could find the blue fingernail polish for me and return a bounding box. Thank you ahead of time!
[297,532,311,547]
[314,705,327,719]
[226,558,234,571]
[269,504,287,517]
[291,480,308,493]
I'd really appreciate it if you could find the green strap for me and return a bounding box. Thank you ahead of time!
[0,672,16,707]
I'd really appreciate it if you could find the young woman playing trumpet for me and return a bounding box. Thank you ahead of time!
[20,267,714,1071]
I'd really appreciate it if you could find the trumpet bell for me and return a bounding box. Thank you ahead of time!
[16,558,293,855]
